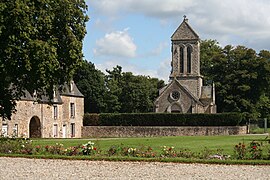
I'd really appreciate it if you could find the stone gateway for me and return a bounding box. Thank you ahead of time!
[155,17,216,113]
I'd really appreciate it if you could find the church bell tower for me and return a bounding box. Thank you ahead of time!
[170,16,203,98]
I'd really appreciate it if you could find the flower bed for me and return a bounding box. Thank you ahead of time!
[0,137,269,161]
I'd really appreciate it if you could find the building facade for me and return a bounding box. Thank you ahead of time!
[1,81,84,138]
[155,17,216,113]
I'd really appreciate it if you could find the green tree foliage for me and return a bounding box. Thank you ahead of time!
[103,66,123,113]
[0,0,88,119]
[74,64,165,113]
[200,40,270,119]
[104,66,165,113]
[73,60,105,113]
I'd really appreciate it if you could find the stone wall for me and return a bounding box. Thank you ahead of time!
[82,126,247,138]
[3,95,84,138]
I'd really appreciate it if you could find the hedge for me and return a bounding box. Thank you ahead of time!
[83,113,244,126]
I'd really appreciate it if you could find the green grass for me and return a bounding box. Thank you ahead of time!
[249,128,270,134]
[32,135,270,155]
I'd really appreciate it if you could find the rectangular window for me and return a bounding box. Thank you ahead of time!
[53,105,58,119]
[13,124,18,137]
[70,103,75,118]
[53,124,58,137]
[2,124,8,137]
[71,123,75,137]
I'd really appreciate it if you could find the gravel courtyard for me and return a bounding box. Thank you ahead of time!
[0,157,269,179]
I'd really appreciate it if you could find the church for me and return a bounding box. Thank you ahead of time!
[154,17,216,113]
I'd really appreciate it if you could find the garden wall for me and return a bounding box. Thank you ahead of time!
[81,126,247,138]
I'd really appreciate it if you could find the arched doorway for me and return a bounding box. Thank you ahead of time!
[167,103,182,113]
[171,103,182,113]
[29,116,41,138]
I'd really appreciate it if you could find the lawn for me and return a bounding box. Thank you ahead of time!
[32,135,270,155]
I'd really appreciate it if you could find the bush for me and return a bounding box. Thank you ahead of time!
[83,113,244,126]
[83,113,100,126]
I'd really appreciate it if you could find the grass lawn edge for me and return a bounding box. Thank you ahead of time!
[1,153,269,166]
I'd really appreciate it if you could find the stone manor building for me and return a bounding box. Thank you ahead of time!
[1,81,84,138]
[155,17,216,113]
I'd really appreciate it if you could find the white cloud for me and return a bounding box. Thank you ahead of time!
[93,28,137,58]
[88,0,270,51]
[139,42,169,58]
[95,59,158,78]
[157,58,171,82]
[88,0,196,18]
[86,0,270,81]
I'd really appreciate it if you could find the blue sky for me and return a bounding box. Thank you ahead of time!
[83,0,270,81]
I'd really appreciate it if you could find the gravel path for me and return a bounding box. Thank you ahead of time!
[0,157,269,180]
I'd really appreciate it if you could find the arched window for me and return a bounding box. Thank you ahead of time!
[187,46,192,73]
[180,47,184,73]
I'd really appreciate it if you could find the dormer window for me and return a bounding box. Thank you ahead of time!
[70,81,74,92]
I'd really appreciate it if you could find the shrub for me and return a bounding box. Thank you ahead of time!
[20,139,34,155]
[83,113,244,126]
[65,146,81,156]
[177,148,195,158]
[108,145,122,156]
[45,143,65,155]
[83,113,99,126]
[160,146,177,157]
[0,137,21,154]
[249,141,263,159]
[234,142,247,159]
[81,141,97,155]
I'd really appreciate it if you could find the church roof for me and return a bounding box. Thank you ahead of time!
[171,17,199,41]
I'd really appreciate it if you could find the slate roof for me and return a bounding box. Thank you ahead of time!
[19,81,83,104]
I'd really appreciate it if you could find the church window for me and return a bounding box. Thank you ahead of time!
[187,46,192,73]
[180,47,184,73]
[171,91,180,101]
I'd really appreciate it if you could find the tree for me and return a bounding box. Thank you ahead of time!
[73,60,106,113]
[103,66,165,113]
[200,39,270,119]
[103,66,123,113]
[0,0,88,119]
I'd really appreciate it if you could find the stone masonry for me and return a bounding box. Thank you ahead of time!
[1,81,84,138]
[155,17,216,113]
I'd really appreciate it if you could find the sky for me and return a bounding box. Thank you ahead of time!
[83,0,270,82]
